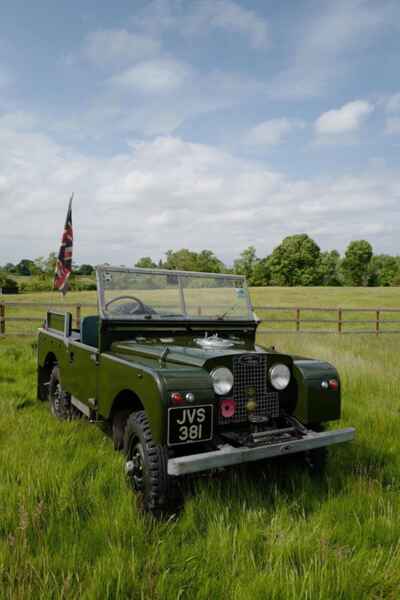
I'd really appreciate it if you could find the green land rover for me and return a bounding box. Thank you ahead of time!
[37,266,355,515]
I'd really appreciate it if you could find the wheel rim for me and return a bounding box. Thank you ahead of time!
[128,440,146,491]
[50,380,69,418]
[53,383,62,414]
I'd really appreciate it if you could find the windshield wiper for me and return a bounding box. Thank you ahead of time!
[216,304,239,320]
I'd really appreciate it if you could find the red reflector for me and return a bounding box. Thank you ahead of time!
[220,398,236,418]
[170,392,184,405]
[328,379,339,391]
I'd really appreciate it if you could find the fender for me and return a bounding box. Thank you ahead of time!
[292,357,341,424]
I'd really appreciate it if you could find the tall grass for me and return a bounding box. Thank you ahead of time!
[1,288,400,598]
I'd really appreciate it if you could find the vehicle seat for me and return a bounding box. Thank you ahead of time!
[80,315,99,348]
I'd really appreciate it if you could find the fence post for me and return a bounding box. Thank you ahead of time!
[296,308,300,332]
[0,303,5,335]
[76,304,81,329]
[337,308,342,334]
[376,310,380,336]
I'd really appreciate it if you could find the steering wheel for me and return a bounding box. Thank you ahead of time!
[105,295,149,315]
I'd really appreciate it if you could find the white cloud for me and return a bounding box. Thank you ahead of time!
[244,118,301,146]
[270,0,393,99]
[83,29,161,67]
[315,100,373,135]
[0,65,13,88]
[385,117,400,135]
[80,69,265,137]
[204,0,270,48]
[108,58,191,94]
[1,116,399,265]
[0,111,37,130]
[386,92,400,113]
[135,0,270,49]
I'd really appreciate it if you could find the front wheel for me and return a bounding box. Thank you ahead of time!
[305,446,328,475]
[124,411,179,517]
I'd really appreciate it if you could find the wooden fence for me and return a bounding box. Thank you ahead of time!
[0,302,96,336]
[1,301,400,337]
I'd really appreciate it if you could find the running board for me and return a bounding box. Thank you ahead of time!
[71,395,91,418]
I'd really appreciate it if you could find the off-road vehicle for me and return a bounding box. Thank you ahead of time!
[37,266,355,515]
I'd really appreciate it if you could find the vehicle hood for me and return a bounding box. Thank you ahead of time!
[110,339,259,368]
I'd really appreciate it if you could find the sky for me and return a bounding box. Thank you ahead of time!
[1,0,400,266]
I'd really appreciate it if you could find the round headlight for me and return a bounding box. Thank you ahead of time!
[269,364,291,390]
[211,367,234,395]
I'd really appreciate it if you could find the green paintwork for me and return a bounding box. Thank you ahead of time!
[37,269,343,448]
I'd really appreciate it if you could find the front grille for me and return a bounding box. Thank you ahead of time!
[218,354,279,425]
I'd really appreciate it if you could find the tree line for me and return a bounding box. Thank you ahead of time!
[134,236,400,287]
[1,235,400,291]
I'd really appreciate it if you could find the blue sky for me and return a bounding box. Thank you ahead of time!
[1,0,400,265]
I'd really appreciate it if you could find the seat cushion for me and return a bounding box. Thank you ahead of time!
[80,315,99,347]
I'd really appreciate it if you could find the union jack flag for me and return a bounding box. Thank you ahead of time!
[54,195,73,294]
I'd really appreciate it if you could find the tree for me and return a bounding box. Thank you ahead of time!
[15,259,36,276]
[163,249,198,271]
[267,234,322,286]
[251,258,271,286]
[0,272,18,291]
[195,250,224,273]
[341,240,373,286]
[135,257,157,269]
[162,249,225,273]
[77,264,95,275]
[319,250,342,286]
[233,247,259,283]
[3,263,16,273]
[44,252,57,275]
[367,255,399,286]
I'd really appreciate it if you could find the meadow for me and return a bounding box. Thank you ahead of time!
[1,287,400,599]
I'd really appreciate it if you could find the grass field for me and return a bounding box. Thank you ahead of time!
[1,288,400,598]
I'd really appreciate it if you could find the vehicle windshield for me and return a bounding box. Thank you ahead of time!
[97,267,253,321]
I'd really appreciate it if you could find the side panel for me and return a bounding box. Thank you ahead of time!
[293,359,341,424]
[62,341,97,406]
[98,354,167,445]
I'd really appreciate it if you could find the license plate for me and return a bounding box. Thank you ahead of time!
[168,405,213,446]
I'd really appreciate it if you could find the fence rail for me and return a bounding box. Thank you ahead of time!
[1,301,400,337]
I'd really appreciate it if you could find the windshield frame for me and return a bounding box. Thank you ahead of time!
[96,265,254,322]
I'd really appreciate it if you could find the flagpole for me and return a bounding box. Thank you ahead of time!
[54,194,74,297]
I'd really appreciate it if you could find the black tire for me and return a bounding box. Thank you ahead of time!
[302,424,328,475]
[305,446,328,475]
[124,411,179,517]
[48,366,71,420]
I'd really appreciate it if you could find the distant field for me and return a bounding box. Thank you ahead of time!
[1,288,400,598]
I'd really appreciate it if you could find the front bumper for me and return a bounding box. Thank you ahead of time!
[168,427,355,476]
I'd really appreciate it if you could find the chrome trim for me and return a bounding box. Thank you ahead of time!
[168,427,356,476]
[96,265,246,281]
[95,265,253,321]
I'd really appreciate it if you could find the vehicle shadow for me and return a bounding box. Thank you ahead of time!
[177,455,331,516]
[176,441,393,520]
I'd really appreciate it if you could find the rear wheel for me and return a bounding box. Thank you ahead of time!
[48,366,71,420]
[124,411,179,518]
